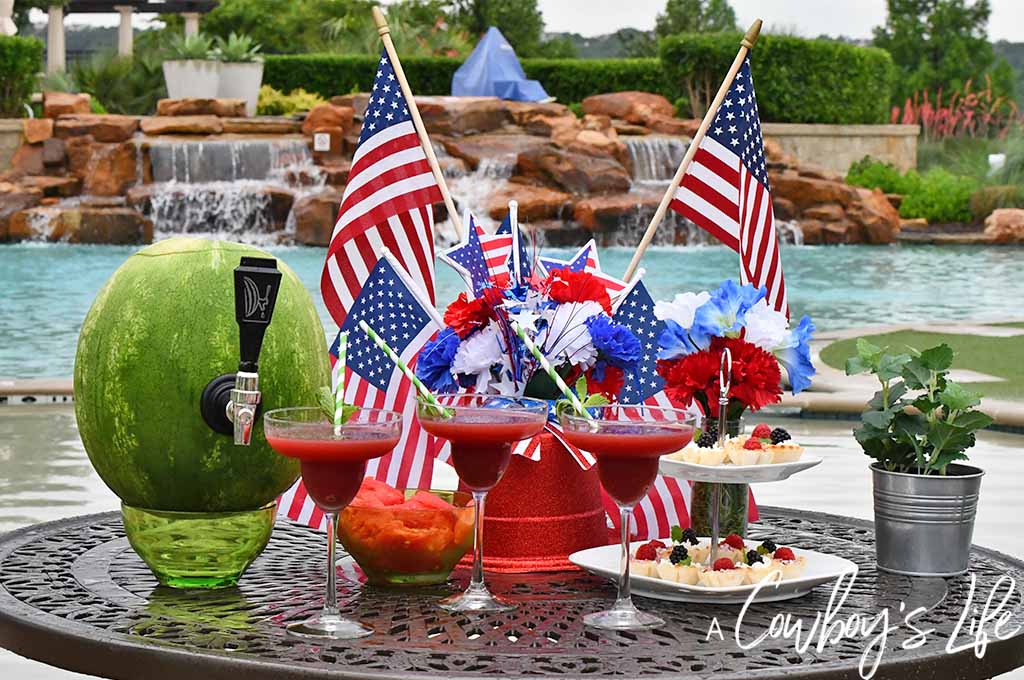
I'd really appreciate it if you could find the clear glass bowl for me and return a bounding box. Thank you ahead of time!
[122,502,276,589]
[337,489,474,586]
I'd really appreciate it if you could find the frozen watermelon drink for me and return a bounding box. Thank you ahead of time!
[417,395,547,613]
[265,406,402,639]
[561,405,695,631]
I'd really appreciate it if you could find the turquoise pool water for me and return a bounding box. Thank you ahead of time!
[1,241,1022,379]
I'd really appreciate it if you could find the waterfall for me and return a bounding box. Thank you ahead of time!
[142,138,324,243]
[623,135,688,185]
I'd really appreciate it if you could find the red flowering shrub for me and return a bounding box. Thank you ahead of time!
[443,293,495,338]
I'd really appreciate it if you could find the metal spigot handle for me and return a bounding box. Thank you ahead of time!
[234,257,281,373]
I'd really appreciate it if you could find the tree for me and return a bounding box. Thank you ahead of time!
[873,0,1014,103]
[654,0,738,38]
[451,0,544,56]
[200,0,357,54]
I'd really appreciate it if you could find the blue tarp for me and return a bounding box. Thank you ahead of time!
[451,27,550,102]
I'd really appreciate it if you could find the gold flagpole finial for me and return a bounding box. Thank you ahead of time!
[372,6,390,36]
[741,19,762,49]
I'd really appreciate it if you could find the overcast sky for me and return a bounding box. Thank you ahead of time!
[42,0,1024,43]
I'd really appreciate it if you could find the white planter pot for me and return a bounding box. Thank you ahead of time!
[162,60,220,100]
[216,62,264,117]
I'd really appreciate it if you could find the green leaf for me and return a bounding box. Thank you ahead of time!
[856,337,884,365]
[317,386,360,424]
[876,353,911,382]
[939,381,981,412]
[918,344,954,372]
[863,409,896,430]
[582,393,610,408]
[951,410,994,432]
[868,382,907,410]
[671,525,683,543]
[901,356,934,390]
[845,355,872,376]
[575,375,588,398]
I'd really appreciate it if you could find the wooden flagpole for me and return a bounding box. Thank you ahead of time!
[372,5,464,240]
[622,19,762,283]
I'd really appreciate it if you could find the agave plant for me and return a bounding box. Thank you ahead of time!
[166,33,215,61]
[213,32,263,63]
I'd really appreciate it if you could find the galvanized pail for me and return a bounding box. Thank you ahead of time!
[871,463,984,576]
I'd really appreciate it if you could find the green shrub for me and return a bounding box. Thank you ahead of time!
[898,169,979,224]
[0,36,44,118]
[969,185,1024,221]
[256,85,324,116]
[659,33,895,124]
[263,54,673,105]
[846,156,921,195]
[71,51,167,116]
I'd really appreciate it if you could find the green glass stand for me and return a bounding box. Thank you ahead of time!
[122,502,276,589]
[689,419,749,538]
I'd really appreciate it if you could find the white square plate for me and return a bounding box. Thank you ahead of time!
[569,539,858,604]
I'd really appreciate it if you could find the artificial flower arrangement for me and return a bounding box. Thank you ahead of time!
[416,265,642,408]
[654,279,816,422]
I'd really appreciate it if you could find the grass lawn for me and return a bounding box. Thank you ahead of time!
[819,330,1024,401]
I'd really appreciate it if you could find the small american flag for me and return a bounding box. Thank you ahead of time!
[478,212,515,280]
[280,255,442,529]
[608,275,692,539]
[320,49,443,328]
[438,212,491,296]
[670,58,787,314]
[538,240,626,297]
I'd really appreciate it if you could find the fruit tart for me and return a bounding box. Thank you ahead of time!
[772,546,807,579]
[654,544,702,585]
[698,557,746,587]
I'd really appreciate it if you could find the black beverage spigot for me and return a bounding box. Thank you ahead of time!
[201,257,282,445]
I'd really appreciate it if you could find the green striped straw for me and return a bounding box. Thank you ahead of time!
[333,331,349,434]
[357,320,449,417]
[511,321,592,419]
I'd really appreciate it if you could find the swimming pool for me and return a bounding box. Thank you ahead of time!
[2,241,1023,379]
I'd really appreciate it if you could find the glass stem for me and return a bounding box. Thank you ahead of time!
[616,506,634,609]
[470,491,487,589]
[323,512,339,617]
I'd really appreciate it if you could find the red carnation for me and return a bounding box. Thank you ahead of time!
[443,293,495,338]
[713,337,782,413]
[543,270,611,313]
[586,365,625,401]
[657,352,721,416]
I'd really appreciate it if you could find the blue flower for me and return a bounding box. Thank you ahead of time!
[657,319,701,359]
[775,315,816,394]
[690,280,766,348]
[415,327,460,393]
[586,315,642,372]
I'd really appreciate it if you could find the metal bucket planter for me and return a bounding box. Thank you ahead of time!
[871,463,984,576]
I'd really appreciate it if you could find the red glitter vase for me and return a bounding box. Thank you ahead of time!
[472,432,609,573]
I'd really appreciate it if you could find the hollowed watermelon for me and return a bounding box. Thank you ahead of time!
[74,238,330,511]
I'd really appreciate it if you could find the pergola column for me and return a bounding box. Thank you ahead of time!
[0,0,16,36]
[182,12,199,36]
[115,5,133,57]
[46,4,66,74]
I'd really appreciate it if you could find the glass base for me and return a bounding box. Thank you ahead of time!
[286,612,373,639]
[439,584,515,613]
[584,603,664,631]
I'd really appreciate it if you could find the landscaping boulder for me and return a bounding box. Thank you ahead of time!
[769,170,860,211]
[803,203,845,222]
[441,133,547,171]
[140,116,223,135]
[0,185,42,241]
[332,93,369,118]
[259,187,296,231]
[505,101,573,128]
[515,145,631,195]
[23,118,53,144]
[984,208,1024,244]
[6,143,44,176]
[847,188,900,244]
[55,114,139,143]
[573,191,661,232]
[18,175,81,198]
[485,183,572,222]
[416,96,511,136]
[293,189,342,246]
[581,91,674,125]
[41,138,65,166]
[43,92,91,118]
[222,117,303,134]
[773,197,796,220]
[9,206,152,244]
[647,115,697,137]
[65,137,138,196]
[156,98,246,117]
[302,104,355,136]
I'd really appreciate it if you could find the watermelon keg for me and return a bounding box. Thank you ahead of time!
[74,238,330,588]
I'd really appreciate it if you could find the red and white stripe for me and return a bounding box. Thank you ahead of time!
[477,223,513,279]
[670,136,787,314]
[320,120,442,327]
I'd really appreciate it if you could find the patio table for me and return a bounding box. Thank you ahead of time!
[1,506,1023,680]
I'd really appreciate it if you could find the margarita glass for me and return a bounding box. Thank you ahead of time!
[417,394,548,613]
[561,405,695,631]
[264,406,402,639]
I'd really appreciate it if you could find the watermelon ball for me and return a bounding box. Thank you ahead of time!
[74,238,330,512]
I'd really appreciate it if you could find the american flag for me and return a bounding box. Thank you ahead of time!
[477,214,514,280]
[438,211,491,296]
[669,58,788,314]
[320,49,443,328]
[538,239,626,297]
[607,274,692,539]
[279,254,442,529]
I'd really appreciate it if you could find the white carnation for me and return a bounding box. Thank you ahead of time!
[743,299,789,351]
[452,324,505,392]
[538,301,602,368]
[654,291,711,329]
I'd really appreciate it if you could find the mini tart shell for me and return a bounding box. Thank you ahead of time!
[727,446,762,466]
[776,555,807,579]
[768,442,805,464]
[655,560,702,585]
[630,558,658,578]
[698,568,745,587]
[674,443,726,466]
[743,559,783,585]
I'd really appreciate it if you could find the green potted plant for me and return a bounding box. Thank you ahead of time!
[162,32,218,99]
[846,339,992,576]
[213,33,263,116]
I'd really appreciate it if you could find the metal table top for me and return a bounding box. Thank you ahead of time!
[1,507,1023,680]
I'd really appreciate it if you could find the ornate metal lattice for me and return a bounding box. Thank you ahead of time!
[1,508,1023,679]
